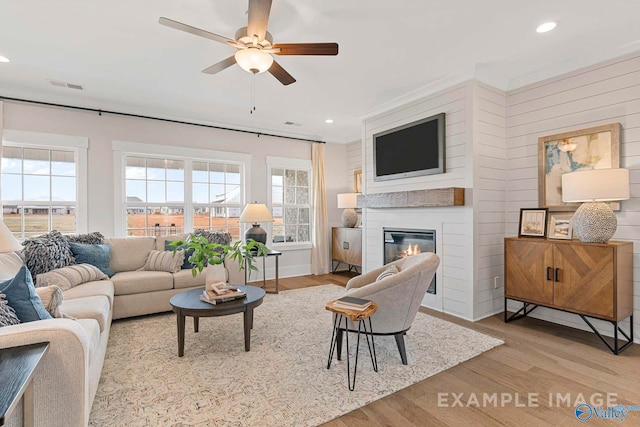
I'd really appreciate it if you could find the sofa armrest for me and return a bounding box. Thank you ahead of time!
[0,319,91,427]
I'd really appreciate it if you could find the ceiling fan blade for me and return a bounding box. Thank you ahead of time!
[202,56,237,74]
[159,17,240,47]
[268,60,296,85]
[247,0,272,42]
[272,43,339,56]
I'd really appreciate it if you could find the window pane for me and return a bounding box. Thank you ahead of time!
[285,169,296,186]
[296,187,308,204]
[285,225,297,243]
[24,175,50,201]
[52,177,76,201]
[226,185,241,203]
[193,207,210,229]
[126,180,146,202]
[192,183,208,204]
[296,170,308,186]
[285,207,298,224]
[166,160,184,181]
[226,164,241,184]
[147,158,165,180]
[167,182,184,203]
[271,168,283,186]
[272,186,283,204]
[125,157,146,179]
[1,174,22,200]
[272,207,283,218]
[147,181,165,203]
[2,147,22,173]
[297,225,309,242]
[299,207,309,224]
[192,162,208,182]
[23,149,49,175]
[24,206,49,233]
[284,186,296,204]
[52,206,75,231]
[272,224,284,243]
[127,207,148,234]
[210,163,225,183]
[51,151,75,176]
[3,209,21,232]
[210,184,225,203]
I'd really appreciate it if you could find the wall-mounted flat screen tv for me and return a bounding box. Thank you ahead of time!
[373,113,445,181]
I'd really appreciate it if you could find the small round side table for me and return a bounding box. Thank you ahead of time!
[325,300,378,391]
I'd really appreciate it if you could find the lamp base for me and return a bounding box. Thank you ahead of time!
[573,202,617,243]
[341,208,358,228]
[245,224,267,245]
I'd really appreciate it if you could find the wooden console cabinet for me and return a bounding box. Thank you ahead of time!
[504,237,633,354]
[332,227,362,273]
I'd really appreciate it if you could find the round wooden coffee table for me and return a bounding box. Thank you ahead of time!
[169,285,265,357]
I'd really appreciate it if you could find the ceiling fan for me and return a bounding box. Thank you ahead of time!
[159,0,339,85]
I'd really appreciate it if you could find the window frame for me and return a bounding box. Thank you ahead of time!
[1,129,88,236]
[112,140,251,238]
[267,156,312,251]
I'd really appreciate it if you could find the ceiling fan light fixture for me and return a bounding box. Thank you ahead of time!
[235,48,273,74]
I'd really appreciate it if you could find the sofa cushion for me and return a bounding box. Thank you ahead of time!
[156,233,188,251]
[63,231,105,244]
[173,268,206,289]
[0,252,24,280]
[138,250,184,273]
[0,266,52,322]
[110,271,174,295]
[105,237,156,273]
[35,264,108,291]
[34,285,67,318]
[68,243,114,277]
[164,241,195,270]
[63,280,114,307]
[61,296,110,332]
[0,292,20,326]
[75,318,101,360]
[376,265,399,281]
[21,230,75,284]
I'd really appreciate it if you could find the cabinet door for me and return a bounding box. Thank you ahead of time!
[505,240,553,305]
[343,228,362,266]
[553,244,614,318]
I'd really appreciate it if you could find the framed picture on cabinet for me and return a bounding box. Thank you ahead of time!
[518,208,548,238]
[547,213,573,240]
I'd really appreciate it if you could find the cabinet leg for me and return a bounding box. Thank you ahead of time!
[579,314,634,355]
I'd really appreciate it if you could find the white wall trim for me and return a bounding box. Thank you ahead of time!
[3,129,88,148]
[265,156,311,169]
[112,140,251,164]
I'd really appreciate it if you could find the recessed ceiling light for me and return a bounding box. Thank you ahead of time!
[0,55,10,63]
[325,119,334,124]
[536,21,557,33]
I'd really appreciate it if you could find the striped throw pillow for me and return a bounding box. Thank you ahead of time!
[376,265,399,282]
[36,264,109,291]
[139,250,185,273]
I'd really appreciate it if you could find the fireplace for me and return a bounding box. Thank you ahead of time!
[384,228,436,294]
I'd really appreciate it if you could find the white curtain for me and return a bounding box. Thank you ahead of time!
[311,142,330,275]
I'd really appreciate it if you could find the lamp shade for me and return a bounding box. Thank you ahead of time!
[562,168,630,203]
[337,193,359,209]
[239,203,274,223]
[234,48,274,74]
[0,221,22,253]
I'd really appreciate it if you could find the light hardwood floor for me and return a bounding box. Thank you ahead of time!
[267,272,640,426]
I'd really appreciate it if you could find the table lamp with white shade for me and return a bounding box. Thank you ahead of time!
[337,193,359,228]
[0,221,23,279]
[561,168,630,243]
[0,221,21,253]
[239,202,274,244]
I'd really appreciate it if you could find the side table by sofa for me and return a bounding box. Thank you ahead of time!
[243,249,281,294]
[325,300,378,391]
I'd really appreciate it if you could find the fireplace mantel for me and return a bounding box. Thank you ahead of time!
[357,187,464,208]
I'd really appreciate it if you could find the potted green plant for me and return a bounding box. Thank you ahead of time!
[168,234,268,282]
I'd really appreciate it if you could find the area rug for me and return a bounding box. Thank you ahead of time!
[89,285,503,426]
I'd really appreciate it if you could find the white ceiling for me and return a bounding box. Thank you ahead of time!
[1,0,639,143]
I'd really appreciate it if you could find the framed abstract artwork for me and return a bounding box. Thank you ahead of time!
[538,123,620,211]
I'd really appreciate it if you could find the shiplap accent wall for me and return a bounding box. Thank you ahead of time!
[346,140,361,191]
[505,52,640,341]
[473,83,507,320]
[362,82,475,319]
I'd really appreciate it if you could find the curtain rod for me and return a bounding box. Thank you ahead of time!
[0,95,325,144]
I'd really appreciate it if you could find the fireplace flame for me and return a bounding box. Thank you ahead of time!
[399,244,421,258]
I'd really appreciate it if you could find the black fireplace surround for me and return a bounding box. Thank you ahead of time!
[383,228,436,294]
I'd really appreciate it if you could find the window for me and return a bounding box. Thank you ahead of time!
[270,166,311,245]
[1,145,79,237]
[119,147,246,239]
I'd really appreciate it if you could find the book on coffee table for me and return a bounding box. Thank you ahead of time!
[200,289,246,305]
[332,296,372,311]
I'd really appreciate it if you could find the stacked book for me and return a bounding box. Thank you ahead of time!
[199,282,246,305]
[332,296,372,311]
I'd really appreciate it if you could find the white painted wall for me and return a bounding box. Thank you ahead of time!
[2,101,347,279]
[505,51,640,341]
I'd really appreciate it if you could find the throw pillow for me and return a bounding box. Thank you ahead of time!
[0,293,20,327]
[64,231,105,245]
[376,264,399,282]
[0,266,52,322]
[34,285,66,318]
[36,264,108,291]
[164,241,195,270]
[193,229,232,245]
[68,243,115,277]
[138,250,185,273]
[21,230,75,285]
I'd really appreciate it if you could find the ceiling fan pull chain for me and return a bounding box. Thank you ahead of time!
[250,72,256,114]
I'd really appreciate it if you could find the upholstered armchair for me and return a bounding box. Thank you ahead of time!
[336,252,440,365]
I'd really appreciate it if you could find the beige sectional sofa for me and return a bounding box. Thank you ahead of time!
[0,233,242,426]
